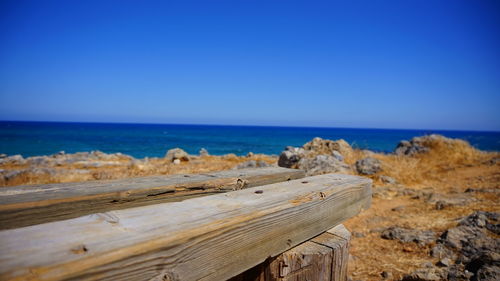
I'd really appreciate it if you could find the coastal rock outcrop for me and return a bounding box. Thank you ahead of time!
[165,148,189,162]
[278,146,306,168]
[395,140,430,156]
[297,155,350,176]
[355,157,382,175]
[394,134,475,157]
[277,137,353,176]
[302,137,354,160]
[0,155,26,165]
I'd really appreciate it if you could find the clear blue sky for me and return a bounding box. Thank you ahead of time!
[1,0,499,131]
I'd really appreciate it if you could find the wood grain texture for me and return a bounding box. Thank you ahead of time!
[0,174,370,281]
[230,224,350,281]
[0,167,305,229]
[312,225,351,281]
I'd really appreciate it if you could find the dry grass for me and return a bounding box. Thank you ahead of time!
[0,154,277,186]
[343,137,499,281]
[346,136,495,187]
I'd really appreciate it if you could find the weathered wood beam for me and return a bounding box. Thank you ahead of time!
[0,174,371,281]
[230,224,351,281]
[0,167,304,229]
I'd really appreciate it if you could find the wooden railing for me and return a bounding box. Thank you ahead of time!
[0,167,371,281]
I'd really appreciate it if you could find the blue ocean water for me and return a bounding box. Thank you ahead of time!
[0,121,499,158]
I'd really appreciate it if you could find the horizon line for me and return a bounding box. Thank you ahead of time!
[1,119,499,133]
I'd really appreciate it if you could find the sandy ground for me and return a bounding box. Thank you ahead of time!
[344,162,499,281]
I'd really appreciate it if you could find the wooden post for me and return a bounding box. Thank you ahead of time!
[230,224,350,281]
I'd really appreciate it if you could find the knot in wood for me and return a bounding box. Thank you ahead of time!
[235,178,248,190]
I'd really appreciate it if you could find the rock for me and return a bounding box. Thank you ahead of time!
[465,251,500,281]
[173,159,181,165]
[355,157,382,175]
[297,155,350,176]
[277,146,305,168]
[381,271,393,279]
[26,156,52,166]
[331,150,344,161]
[402,267,447,281]
[438,212,499,261]
[381,226,436,246]
[475,264,500,281]
[0,155,26,165]
[395,140,429,156]
[380,175,397,185]
[165,148,189,162]
[446,265,473,281]
[437,258,452,267]
[0,154,7,158]
[90,150,106,159]
[435,201,446,210]
[2,170,24,182]
[395,134,470,156]
[440,225,477,251]
[464,188,499,194]
[425,193,475,209]
[199,148,209,157]
[278,137,354,170]
[395,137,431,156]
[302,137,353,159]
[397,187,421,197]
[435,211,500,280]
[459,211,499,233]
[26,167,58,176]
[431,244,456,260]
[246,152,254,157]
[53,151,65,157]
[235,160,270,169]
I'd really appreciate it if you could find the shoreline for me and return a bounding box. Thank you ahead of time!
[0,134,498,187]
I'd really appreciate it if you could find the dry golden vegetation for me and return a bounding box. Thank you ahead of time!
[343,137,499,281]
[0,153,277,186]
[345,135,494,187]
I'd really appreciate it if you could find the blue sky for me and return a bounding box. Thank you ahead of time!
[0,0,499,131]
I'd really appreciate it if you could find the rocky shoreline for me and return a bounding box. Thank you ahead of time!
[0,134,463,186]
[0,134,499,281]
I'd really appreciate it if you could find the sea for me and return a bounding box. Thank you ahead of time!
[0,121,499,159]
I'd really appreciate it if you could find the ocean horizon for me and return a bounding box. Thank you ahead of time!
[1,121,499,158]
